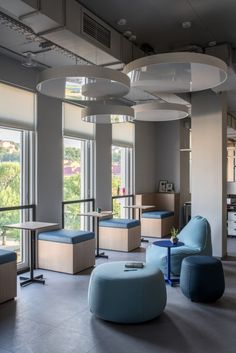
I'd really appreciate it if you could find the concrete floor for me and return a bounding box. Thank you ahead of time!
[0,239,235,353]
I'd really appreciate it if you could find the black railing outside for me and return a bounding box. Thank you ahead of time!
[62,198,95,228]
[0,204,36,264]
[112,194,134,218]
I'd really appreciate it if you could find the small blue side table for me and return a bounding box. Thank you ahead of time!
[153,240,184,286]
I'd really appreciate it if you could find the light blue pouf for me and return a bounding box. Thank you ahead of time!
[88,261,166,323]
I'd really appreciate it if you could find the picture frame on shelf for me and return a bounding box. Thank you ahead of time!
[166,183,174,192]
[158,180,168,192]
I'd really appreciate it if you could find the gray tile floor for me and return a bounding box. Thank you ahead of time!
[0,239,235,353]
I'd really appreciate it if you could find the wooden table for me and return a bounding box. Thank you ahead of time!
[4,222,58,287]
[124,205,155,242]
[79,211,114,259]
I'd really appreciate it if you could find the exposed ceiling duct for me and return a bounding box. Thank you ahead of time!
[0,0,144,67]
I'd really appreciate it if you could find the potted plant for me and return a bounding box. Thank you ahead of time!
[170,227,179,244]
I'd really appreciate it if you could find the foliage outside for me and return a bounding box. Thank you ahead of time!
[0,141,21,260]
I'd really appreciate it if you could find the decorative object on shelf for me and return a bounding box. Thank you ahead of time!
[81,104,134,124]
[166,183,174,192]
[170,227,179,244]
[124,52,227,93]
[133,101,189,121]
[96,208,102,213]
[36,65,130,101]
[158,180,167,192]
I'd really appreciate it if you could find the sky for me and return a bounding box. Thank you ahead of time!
[0,127,21,143]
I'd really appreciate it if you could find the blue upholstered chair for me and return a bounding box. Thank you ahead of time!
[146,216,212,276]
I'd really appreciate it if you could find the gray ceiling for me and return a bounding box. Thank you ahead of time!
[79,0,236,53]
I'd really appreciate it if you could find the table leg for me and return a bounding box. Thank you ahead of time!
[20,230,45,287]
[95,217,108,259]
[139,208,149,243]
[164,247,180,287]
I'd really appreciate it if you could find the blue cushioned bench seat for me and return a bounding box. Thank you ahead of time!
[99,218,140,229]
[37,229,95,274]
[38,229,94,244]
[99,218,141,251]
[0,249,17,265]
[142,211,174,219]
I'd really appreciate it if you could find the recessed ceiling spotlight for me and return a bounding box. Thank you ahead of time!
[117,18,127,26]
[182,21,192,29]
[208,41,217,47]
[129,34,137,41]
[123,30,132,38]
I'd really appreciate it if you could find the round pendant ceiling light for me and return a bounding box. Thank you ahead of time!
[124,52,227,93]
[36,65,130,100]
[81,104,134,124]
[134,101,189,121]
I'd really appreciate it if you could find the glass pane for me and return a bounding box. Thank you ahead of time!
[64,201,94,230]
[0,210,22,262]
[112,146,123,196]
[112,197,133,219]
[0,128,22,263]
[64,204,81,230]
[64,138,82,201]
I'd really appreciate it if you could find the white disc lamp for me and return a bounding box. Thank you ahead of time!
[81,104,134,124]
[36,65,130,101]
[124,52,227,93]
[134,101,189,121]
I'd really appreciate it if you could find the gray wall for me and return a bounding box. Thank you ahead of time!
[36,94,63,225]
[191,91,227,257]
[95,124,112,210]
[134,121,157,193]
[155,121,181,192]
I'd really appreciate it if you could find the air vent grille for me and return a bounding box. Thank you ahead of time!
[83,13,111,49]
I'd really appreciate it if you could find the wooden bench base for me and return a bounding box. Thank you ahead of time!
[141,216,175,238]
[38,238,95,274]
[0,260,17,304]
[99,226,141,252]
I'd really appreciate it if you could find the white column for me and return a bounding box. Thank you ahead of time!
[191,90,227,257]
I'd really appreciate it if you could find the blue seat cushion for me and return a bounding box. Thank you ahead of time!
[38,229,95,244]
[99,218,140,229]
[0,249,17,265]
[142,211,174,219]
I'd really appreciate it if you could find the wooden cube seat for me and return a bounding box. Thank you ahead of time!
[37,229,95,274]
[0,249,17,304]
[141,211,175,238]
[99,218,141,252]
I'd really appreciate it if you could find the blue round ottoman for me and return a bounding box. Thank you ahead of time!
[180,256,225,302]
[88,261,166,323]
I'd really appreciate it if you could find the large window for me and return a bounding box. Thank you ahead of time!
[0,83,35,270]
[112,123,134,218]
[63,103,95,229]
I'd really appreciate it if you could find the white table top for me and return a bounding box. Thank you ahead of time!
[4,221,59,231]
[123,205,155,210]
[79,211,114,218]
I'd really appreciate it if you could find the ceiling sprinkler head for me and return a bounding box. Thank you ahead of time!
[117,18,127,26]
[208,41,217,47]
[123,30,132,38]
[129,34,137,41]
[182,21,192,29]
[22,52,37,67]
